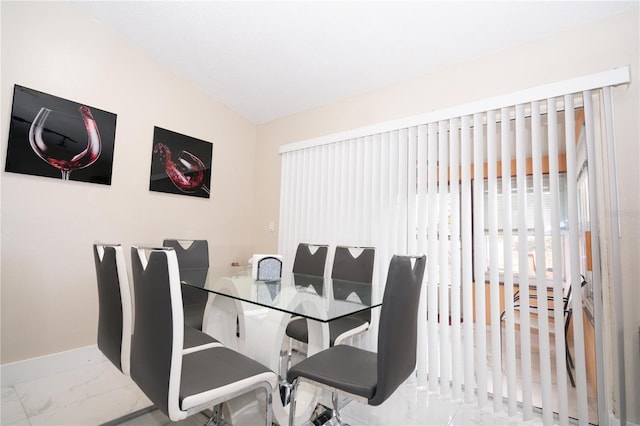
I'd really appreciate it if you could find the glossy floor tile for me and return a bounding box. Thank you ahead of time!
[2,360,151,426]
[2,387,29,426]
[1,330,569,426]
[1,357,548,426]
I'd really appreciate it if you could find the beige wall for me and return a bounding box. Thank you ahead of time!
[0,2,257,363]
[254,9,639,423]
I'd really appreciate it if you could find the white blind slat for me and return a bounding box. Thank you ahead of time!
[460,115,475,403]
[416,125,429,387]
[398,129,409,252]
[563,96,584,420]
[486,110,502,411]
[427,123,439,392]
[576,91,594,425]
[408,127,418,255]
[548,97,570,425]
[516,103,534,420]
[449,117,463,399]
[473,113,488,406]
[602,86,624,426]
[531,101,554,424]
[500,106,518,416]
[438,120,451,395]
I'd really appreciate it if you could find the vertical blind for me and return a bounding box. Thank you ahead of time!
[278,68,629,425]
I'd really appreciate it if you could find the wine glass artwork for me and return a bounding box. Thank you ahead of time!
[153,143,210,195]
[5,85,117,185]
[149,126,212,198]
[28,106,102,180]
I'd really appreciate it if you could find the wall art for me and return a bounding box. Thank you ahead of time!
[5,85,117,185]
[149,126,212,198]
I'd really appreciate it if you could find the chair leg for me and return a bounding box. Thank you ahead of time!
[287,337,293,372]
[332,392,349,426]
[564,310,575,387]
[566,352,576,388]
[288,379,300,426]
[264,386,273,426]
[279,376,291,406]
[205,404,223,426]
[282,337,295,406]
[565,311,575,370]
[566,340,575,369]
[564,309,576,388]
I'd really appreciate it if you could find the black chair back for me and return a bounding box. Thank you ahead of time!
[93,243,131,375]
[292,243,328,276]
[370,254,426,406]
[163,239,209,286]
[331,246,375,283]
[331,246,375,323]
[163,239,209,330]
[130,247,182,417]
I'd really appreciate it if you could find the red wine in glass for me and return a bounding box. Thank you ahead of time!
[28,106,102,180]
[153,143,210,194]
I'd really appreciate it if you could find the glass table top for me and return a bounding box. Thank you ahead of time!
[181,267,382,322]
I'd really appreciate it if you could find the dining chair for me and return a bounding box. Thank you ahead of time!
[162,239,209,331]
[500,275,587,387]
[92,243,221,376]
[287,254,426,426]
[286,246,376,349]
[130,246,277,424]
[93,243,132,375]
[283,244,328,366]
[327,245,375,345]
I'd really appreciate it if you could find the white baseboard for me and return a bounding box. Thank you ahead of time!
[1,345,105,387]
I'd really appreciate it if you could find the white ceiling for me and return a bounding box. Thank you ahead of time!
[74,1,637,124]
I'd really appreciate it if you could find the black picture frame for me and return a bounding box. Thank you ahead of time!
[149,126,212,199]
[5,85,117,185]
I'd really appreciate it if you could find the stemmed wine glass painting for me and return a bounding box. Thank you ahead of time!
[5,85,117,185]
[149,127,212,199]
[28,105,102,180]
[153,143,210,195]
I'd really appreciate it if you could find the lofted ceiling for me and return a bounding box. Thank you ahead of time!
[73,1,637,124]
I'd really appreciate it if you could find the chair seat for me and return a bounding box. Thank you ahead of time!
[285,318,309,342]
[180,347,276,411]
[287,344,377,401]
[130,327,219,357]
[184,326,219,351]
[286,316,369,346]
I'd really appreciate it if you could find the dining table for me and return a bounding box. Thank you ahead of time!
[181,265,383,425]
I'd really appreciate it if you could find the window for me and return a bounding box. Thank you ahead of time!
[484,173,568,282]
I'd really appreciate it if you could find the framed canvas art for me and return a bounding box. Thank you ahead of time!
[149,126,212,198]
[5,85,117,185]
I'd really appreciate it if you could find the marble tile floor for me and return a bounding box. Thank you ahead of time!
[1,357,547,426]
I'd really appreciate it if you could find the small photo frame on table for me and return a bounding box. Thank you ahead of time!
[5,85,117,185]
[149,126,212,199]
